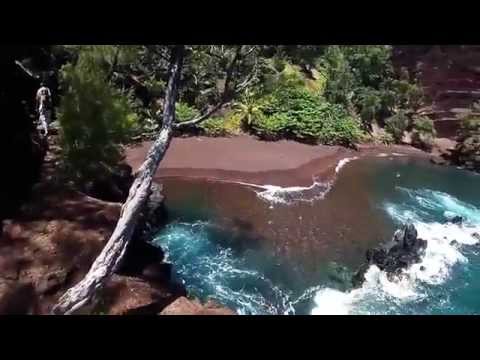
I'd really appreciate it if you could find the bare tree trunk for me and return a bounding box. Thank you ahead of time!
[52,45,185,315]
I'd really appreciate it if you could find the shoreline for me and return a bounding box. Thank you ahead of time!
[126,136,430,187]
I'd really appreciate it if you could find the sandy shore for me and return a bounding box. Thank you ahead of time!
[125,135,428,187]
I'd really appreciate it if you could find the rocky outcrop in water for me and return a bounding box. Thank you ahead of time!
[352,223,427,287]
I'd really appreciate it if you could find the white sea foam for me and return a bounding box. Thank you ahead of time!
[255,182,332,204]
[204,156,360,205]
[257,156,361,204]
[376,152,407,158]
[310,189,480,315]
[248,156,359,204]
[154,220,297,315]
[335,156,359,173]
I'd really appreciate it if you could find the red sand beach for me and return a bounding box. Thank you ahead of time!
[125,135,427,187]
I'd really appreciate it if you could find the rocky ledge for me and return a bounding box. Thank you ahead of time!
[0,179,235,315]
[352,223,427,287]
[160,297,236,315]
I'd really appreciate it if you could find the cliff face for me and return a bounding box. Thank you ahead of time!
[393,45,480,138]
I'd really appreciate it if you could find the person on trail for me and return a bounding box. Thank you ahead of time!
[36,82,52,136]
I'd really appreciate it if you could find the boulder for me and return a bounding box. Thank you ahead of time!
[446,215,464,225]
[159,296,236,315]
[352,222,427,287]
[99,275,183,315]
[351,263,370,288]
[366,248,388,268]
[403,223,419,249]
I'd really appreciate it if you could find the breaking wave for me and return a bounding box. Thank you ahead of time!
[311,188,480,315]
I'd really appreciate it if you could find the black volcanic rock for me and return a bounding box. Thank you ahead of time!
[352,222,427,288]
[449,215,464,225]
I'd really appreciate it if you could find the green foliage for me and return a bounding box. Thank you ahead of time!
[62,45,140,74]
[316,111,363,146]
[272,56,286,72]
[411,116,436,151]
[385,111,409,143]
[261,62,305,94]
[278,63,305,88]
[53,45,428,153]
[250,86,362,145]
[376,129,395,145]
[305,69,328,95]
[250,113,290,140]
[413,115,436,134]
[233,91,265,127]
[453,114,480,171]
[356,88,383,125]
[200,113,243,137]
[391,79,424,110]
[320,46,357,106]
[459,115,480,139]
[175,102,200,123]
[318,46,423,128]
[57,47,139,183]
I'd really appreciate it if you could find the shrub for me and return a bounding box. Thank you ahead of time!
[385,111,409,143]
[304,69,328,95]
[318,45,424,127]
[233,92,265,127]
[251,113,290,140]
[200,113,243,137]
[278,63,305,88]
[411,116,436,151]
[376,130,395,145]
[316,111,363,146]
[458,115,480,139]
[452,115,480,171]
[250,86,362,145]
[391,79,424,110]
[272,57,286,72]
[356,88,383,126]
[58,48,139,184]
[175,102,201,123]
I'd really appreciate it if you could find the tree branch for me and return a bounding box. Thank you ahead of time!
[174,46,252,129]
[52,45,185,315]
[14,60,38,80]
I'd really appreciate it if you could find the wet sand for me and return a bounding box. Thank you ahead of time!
[125,135,427,187]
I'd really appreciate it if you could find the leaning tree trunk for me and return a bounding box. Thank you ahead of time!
[52,45,185,315]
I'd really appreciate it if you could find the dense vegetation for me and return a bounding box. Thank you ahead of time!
[452,103,480,171]
[53,45,431,183]
[57,46,140,185]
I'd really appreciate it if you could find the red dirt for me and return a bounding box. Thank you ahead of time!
[126,136,427,187]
